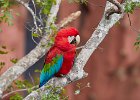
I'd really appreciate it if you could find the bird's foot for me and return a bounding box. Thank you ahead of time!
[60,74,65,77]
[65,75,72,82]
[59,74,72,82]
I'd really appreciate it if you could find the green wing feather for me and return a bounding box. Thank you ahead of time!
[39,54,63,87]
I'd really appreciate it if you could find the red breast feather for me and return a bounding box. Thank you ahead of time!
[55,48,76,76]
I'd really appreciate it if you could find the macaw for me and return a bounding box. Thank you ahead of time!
[39,27,80,87]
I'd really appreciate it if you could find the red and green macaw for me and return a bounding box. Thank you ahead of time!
[39,27,80,87]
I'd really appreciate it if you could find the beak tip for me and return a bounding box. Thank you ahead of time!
[76,35,80,45]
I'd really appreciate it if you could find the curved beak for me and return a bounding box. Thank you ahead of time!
[69,35,80,45]
[76,35,80,45]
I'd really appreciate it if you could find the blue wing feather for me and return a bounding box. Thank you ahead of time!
[39,55,63,87]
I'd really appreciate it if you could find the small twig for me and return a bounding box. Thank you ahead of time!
[39,7,44,26]
[31,0,37,17]
[76,45,85,50]
[2,86,37,99]
[127,13,140,33]
[24,25,32,32]
[57,11,81,29]
[3,89,27,98]
[15,0,39,31]
[28,72,35,85]
[31,33,39,45]
[30,0,43,25]
[127,13,132,26]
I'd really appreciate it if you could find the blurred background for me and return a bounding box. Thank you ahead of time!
[1,0,140,100]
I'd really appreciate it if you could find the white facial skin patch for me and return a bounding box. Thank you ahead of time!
[68,36,75,43]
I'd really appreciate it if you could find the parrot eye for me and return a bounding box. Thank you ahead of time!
[68,35,80,45]
[68,36,75,44]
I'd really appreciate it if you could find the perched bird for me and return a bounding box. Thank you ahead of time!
[39,27,80,87]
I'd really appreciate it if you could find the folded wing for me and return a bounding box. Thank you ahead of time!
[39,54,63,87]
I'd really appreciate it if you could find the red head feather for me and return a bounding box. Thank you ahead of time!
[54,27,79,51]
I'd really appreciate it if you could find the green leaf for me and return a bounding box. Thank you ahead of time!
[15,13,20,16]
[27,88,33,93]
[42,8,50,15]
[14,80,33,89]
[36,0,41,3]
[134,34,140,50]
[32,33,40,37]
[0,62,5,70]
[115,21,120,26]
[2,1,9,8]
[124,1,140,13]
[10,58,18,64]
[22,80,32,88]
[34,77,40,85]
[0,62,5,66]
[35,0,56,15]
[50,23,57,31]
[15,80,26,89]
[0,50,8,54]
[10,93,23,100]
[34,69,41,73]
[8,20,13,26]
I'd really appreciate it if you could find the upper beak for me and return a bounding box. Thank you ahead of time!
[76,35,80,45]
[69,35,80,45]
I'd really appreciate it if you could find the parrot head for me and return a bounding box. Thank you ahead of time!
[55,27,80,51]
